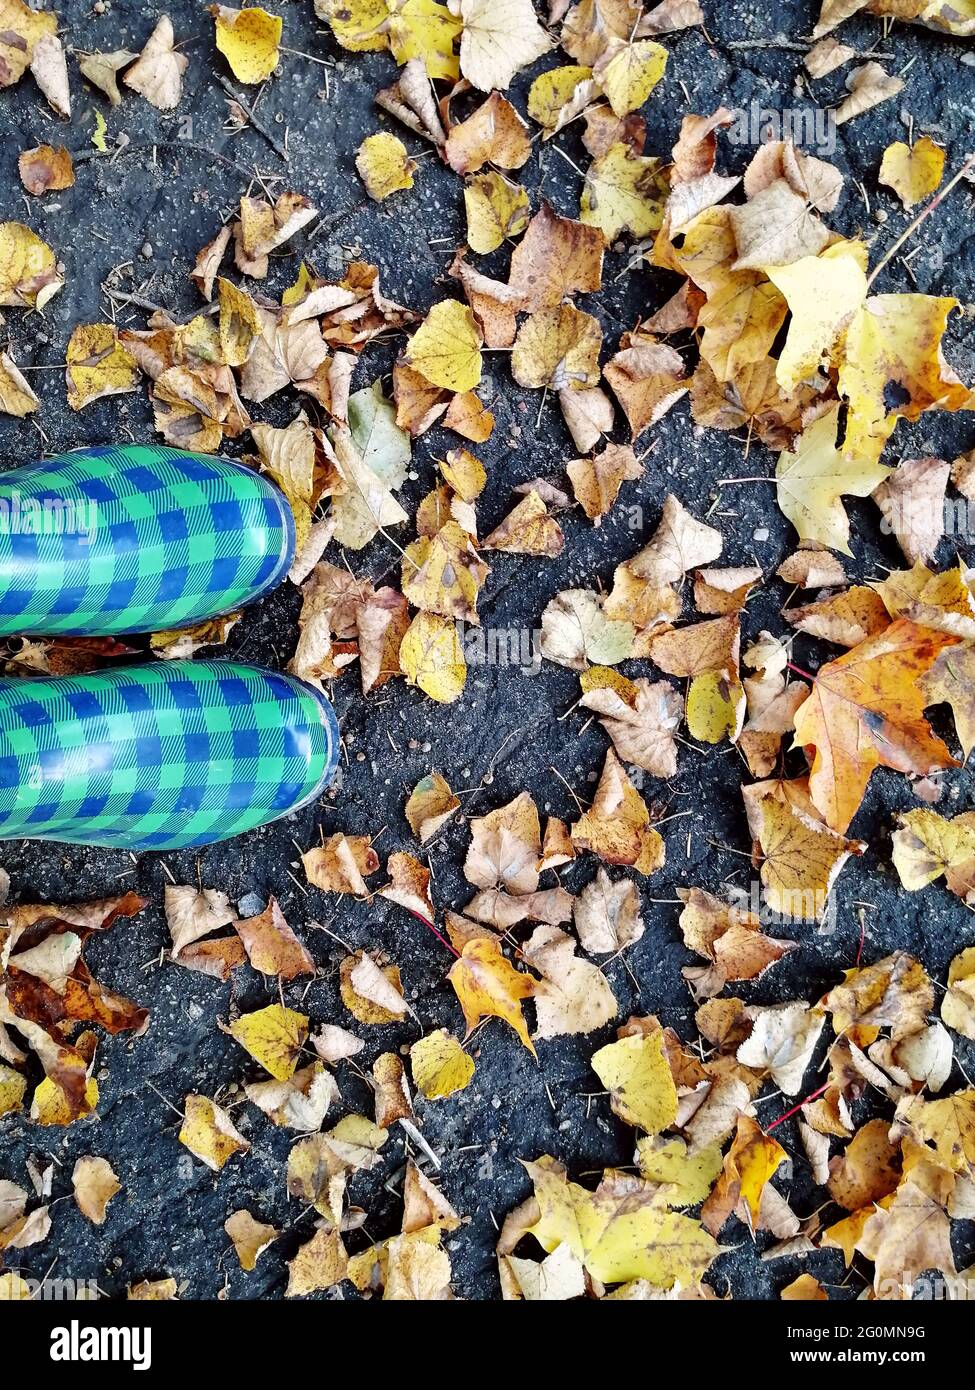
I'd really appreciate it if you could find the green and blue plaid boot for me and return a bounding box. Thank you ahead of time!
[0,445,295,635]
[0,661,339,850]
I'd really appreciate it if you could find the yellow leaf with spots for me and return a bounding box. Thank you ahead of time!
[686,671,746,744]
[597,39,668,118]
[286,1225,349,1297]
[405,771,460,843]
[0,0,57,88]
[838,294,975,466]
[464,171,530,254]
[776,405,890,555]
[448,936,537,1056]
[0,221,62,310]
[228,1003,309,1080]
[404,299,482,392]
[892,808,975,900]
[0,1064,26,1116]
[591,1032,678,1133]
[356,132,417,202]
[402,518,490,621]
[216,277,260,366]
[581,143,667,241]
[523,1157,718,1288]
[879,136,945,210]
[511,305,602,391]
[387,0,461,80]
[212,5,282,84]
[636,1136,723,1207]
[320,0,389,52]
[527,64,593,132]
[410,1029,475,1099]
[764,240,868,393]
[943,947,975,1040]
[178,1093,250,1170]
[65,323,140,410]
[400,611,467,703]
[757,793,865,919]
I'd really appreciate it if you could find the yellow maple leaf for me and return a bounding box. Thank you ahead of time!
[764,239,868,393]
[776,405,890,555]
[447,936,537,1056]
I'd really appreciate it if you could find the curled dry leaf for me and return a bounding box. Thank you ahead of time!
[18,144,73,195]
[72,1156,121,1225]
[124,16,188,112]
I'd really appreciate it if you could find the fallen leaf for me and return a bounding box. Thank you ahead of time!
[448,936,537,1055]
[212,5,282,84]
[410,1029,475,1098]
[124,15,188,111]
[18,143,73,194]
[72,1157,121,1225]
[178,1094,250,1171]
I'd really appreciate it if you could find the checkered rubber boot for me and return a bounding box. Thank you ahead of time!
[0,445,295,635]
[0,661,339,850]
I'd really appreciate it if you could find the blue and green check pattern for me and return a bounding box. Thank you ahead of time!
[0,445,295,636]
[0,661,339,850]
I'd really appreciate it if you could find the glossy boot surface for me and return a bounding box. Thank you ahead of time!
[0,445,294,635]
[0,661,338,850]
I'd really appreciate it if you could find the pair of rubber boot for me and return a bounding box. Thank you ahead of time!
[0,444,339,851]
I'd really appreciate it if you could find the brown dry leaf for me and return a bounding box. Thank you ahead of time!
[448,937,537,1056]
[835,62,905,125]
[571,748,665,875]
[234,898,315,980]
[30,31,69,117]
[827,1118,902,1211]
[286,1225,349,1298]
[72,1156,121,1225]
[378,852,436,926]
[225,1210,278,1271]
[375,58,446,144]
[729,179,830,271]
[245,1062,340,1131]
[508,203,605,312]
[303,835,380,897]
[579,676,682,776]
[777,548,847,588]
[512,305,602,392]
[459,0,553,91]
[742,141,844,215]
[891,808,975,903]
[648,614,739,681]
[823,951,934,1049]
[18,144,73,195]
[481,490,564,555]
[873,456,950,565]
[628,494,723,590]
[522,924,618,1038]
[233,191,317,279]
[444,92,532,175]
[573,869,644,954]
[805,35,855,77]
[785,585,890,648]
[124,16,188,111]
[560,384,614,452]
[677,888,797,1000]
[464,791,541,895]
[694,566,762,616]
[736,1002,825,1095]
[373,1051,413,1128]
[603,335,688,439]
[567,443,642,523]
[77,48,137,104]
[443,389,495,442]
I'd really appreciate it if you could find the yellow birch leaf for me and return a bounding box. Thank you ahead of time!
[776,405,890,555]
[0,221,62,309]
[597,39,668,118]
[581,143,667,240]
[686,672,746,744]
[410,1029,475,1098]
[400,611,467,703]
[320,0,389,53]
[464,171,530,254]
[591,1032,678,1133]
[387,0,461,80]
[356,132,417,202]
[212,5,282,84]
[0,352,39,416]
[178,1093,250,1170]
[0,1064,26,1116]
[228,1003,309,1080]
[879,136,945,210]
[404,299,482,392]
[65,323,140,410]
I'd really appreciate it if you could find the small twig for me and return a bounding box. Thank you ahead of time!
[867,151,975,289]
[216,74,290,162]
